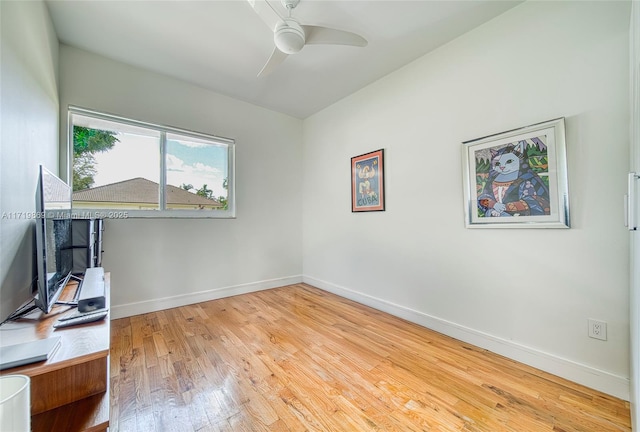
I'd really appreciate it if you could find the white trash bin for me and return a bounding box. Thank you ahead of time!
[0,375,30,432]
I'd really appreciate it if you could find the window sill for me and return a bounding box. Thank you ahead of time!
[70,208,236,219]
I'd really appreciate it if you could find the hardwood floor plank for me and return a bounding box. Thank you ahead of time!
[133,405,155,432]
[109,284,630,431]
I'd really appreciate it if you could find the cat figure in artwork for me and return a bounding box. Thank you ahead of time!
[477,142,550,217]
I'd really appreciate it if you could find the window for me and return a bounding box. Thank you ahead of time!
[68,107,234,218]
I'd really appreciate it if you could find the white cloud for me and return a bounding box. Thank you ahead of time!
[166,154,186,171]
[166,155,224,196]
[193,162,220,173]
[169,139,209,149]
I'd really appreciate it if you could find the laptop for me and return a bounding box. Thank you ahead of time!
[0,336,61,370]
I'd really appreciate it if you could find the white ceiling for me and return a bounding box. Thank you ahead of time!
[45,0,522,119]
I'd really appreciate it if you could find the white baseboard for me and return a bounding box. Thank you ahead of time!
[303,275,630,401]
[111,275,303,320]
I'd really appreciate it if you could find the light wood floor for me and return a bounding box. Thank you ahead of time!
[109,284,631,431]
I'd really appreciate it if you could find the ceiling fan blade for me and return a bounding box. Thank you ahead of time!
[302,25,367,47]
[247,0,283,32]
[257,47,289,78]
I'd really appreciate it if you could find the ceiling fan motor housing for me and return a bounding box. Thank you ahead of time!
[274,19,305,54]
[281,0,301,9]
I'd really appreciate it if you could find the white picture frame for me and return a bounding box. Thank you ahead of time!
[462,118,570,228]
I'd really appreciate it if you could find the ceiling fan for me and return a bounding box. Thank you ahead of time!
[248,0,368,77]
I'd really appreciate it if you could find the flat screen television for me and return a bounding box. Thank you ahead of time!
[33,165,73,313]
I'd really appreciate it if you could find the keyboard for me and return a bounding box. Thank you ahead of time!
[53,309,108,329]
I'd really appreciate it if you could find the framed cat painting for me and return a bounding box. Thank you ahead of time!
[462,118,570,228]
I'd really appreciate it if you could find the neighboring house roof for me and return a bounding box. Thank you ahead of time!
[72,177,221,206]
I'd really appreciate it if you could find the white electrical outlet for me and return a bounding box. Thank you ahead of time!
[588,319,607,341]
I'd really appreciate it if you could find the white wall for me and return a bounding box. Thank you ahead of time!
[0,0,59,322]
[303,1,631,399]
[58,46,303,317]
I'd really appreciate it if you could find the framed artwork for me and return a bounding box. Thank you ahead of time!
[351,149,385,212]
[462,118,569,228]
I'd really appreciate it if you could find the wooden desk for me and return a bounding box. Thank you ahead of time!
[0,274,110,432]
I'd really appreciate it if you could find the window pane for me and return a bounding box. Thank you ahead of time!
[68,108,234,218]
[71,114,161,210]
[165,133,229,211]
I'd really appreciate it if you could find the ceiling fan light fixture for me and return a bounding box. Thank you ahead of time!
[274,19,305,54]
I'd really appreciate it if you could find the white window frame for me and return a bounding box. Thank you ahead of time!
[67,106,235,219]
